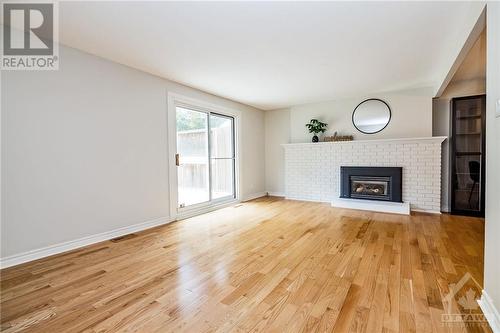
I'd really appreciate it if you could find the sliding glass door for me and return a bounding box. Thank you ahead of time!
[176,107,210,207]
[175,106,235,210]
[210,113,235,201]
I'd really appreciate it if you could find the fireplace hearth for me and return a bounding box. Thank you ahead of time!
[340,167,402,202]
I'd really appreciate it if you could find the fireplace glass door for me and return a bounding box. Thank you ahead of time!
[450,95,486,216]
[350,176,390,200]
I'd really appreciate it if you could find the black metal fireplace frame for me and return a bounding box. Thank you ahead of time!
[340,166,403,202]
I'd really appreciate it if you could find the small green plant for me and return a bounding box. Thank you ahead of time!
[306,119,327,142]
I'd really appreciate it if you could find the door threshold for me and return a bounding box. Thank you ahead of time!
[175,199,239,220]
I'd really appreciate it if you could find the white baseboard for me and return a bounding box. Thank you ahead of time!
[332,198,410,215]
[267,191,285,197]
[0,216,173,269]
[285,196,329,203]
[411,208,442,215]
[242,191,267,202]
[478,290,500,333]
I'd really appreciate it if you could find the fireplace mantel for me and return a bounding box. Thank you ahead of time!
[282,136,446,148]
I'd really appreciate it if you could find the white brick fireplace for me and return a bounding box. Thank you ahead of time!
[282,137,446,213]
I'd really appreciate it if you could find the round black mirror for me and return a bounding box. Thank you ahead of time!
[352,99,391,134]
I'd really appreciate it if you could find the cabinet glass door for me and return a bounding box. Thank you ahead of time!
[451,95,485,216]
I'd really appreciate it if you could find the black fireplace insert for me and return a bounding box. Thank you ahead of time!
[340,166,402,202]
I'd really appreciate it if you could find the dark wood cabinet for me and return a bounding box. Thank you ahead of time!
[450,94,486,217]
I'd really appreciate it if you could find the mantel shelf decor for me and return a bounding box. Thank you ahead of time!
[305,119,327,142]
[282,136,446,147]
[323,131,353,142]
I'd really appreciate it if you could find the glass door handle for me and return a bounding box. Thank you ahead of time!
[175,153,180,166]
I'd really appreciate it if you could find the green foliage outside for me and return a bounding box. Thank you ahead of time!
[176,108,228,132]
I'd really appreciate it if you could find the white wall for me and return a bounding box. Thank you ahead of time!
[265,109,290,195]
[1,44,265,260]
[289,88,433,143]
[483,1,500,323]
[265,87,434,194]
[440,79,486,98]
[432,98,452,212]
[240,107,267,198]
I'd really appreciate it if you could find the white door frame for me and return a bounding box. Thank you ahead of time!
[167,92,242,220]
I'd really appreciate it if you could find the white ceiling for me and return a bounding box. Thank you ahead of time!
[59,1,485,110]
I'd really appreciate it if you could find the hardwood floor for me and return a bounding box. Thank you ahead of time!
[0,197,491,332]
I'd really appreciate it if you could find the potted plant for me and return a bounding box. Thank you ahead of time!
[305,119,327,142]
